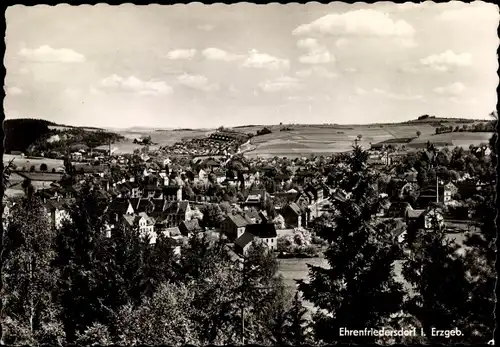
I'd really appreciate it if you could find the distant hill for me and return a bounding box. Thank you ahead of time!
[3,118,122,155]
[4,119,56,153]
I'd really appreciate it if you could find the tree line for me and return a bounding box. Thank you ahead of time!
[1,184,312,345]
[1,136,495,345]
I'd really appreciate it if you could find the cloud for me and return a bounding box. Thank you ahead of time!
[198,24,215,31]
[297,38,320,50]
[295,66,337,78]
[362,88,424,101]
[297,38,335,64]
[177,74,219,92]
[100,74,173,96]
[242,50,290,70]
[344,67,357,73]
[64,88,81,98]
[449,96,478,105]
[335,38,350,48]
[292,9,415,37]
[433,82,466,95]
[258,76,303,93]
[420,50,472,71]
[18,45,85,63]
[202,48,244,61]
[166,49,197,60]
[89,87,104,95]
[355,87,366,95]
[6,86,24,96]
[436,5,499,22]
[398,38,418,48]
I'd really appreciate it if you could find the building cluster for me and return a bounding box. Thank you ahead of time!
[5,136,489,261]
[160,130,250,157]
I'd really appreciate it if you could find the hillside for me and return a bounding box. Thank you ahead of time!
[4,116,493,157]
[3,118,123,155]
[4,119,56,154]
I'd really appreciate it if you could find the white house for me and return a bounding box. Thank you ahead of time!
[45,200,72,231]
[443,182,458,205]
[137,212,156,239]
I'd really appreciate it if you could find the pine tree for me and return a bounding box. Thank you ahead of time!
[402,219,472,344]
[1,197,65,345]
[283,292,311,344]
[297,145,405,343]
[53,186,109,342]
[460,132,496,342]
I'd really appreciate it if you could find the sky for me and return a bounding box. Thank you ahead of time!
[4,2,499,129]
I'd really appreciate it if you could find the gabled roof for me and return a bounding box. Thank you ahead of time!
[227,214,251,228]
[136,198,153,213]
[129,198,140,209]
[180,219,202,233]
[122,214,136,226]
[245,223,277,239]
[235,232,255,249]
[137,212,155,225]
[108,199,131,213]
[407,209,425,219]
[286,202,303,215]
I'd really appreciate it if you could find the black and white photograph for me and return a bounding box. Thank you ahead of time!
[2,2,497,345]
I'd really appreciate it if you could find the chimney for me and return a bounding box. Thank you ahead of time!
[177,187,183,201]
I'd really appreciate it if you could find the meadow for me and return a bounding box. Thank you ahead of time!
[96,129,212,154]
[244,123,437,158]
[277,232,468,314]
[3,154,64,171]
[408,132,493,149]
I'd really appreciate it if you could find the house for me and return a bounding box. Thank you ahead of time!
[135,198,155,214]
[245,223,278,251]
[234,232,256,255]
[405,207,444,230]
[304,183,324,203]
[405,208,425,225]
[163,185,183,201]
[198,169,208,182]
[108,198,135,223]
[281,202,304,228]
[179,219,203,236]
[155,201,191,228]
[137,212,156,239]
[244,189,269,208]
[221,213,252,241]
[44,198,72,231]
[443,182,458,205]
[143,185,163,199]
[121,212,156,239]
[244,208,262,224]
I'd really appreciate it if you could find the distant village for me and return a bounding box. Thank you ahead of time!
[3,126,490,260]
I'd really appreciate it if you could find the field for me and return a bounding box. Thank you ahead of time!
[96,129,213,154]
[408,132,493,149]
[244,123,437,158]
[3,154,64,172]
[277,232,470,315]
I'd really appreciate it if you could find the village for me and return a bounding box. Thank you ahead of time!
[3,126,490,264]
